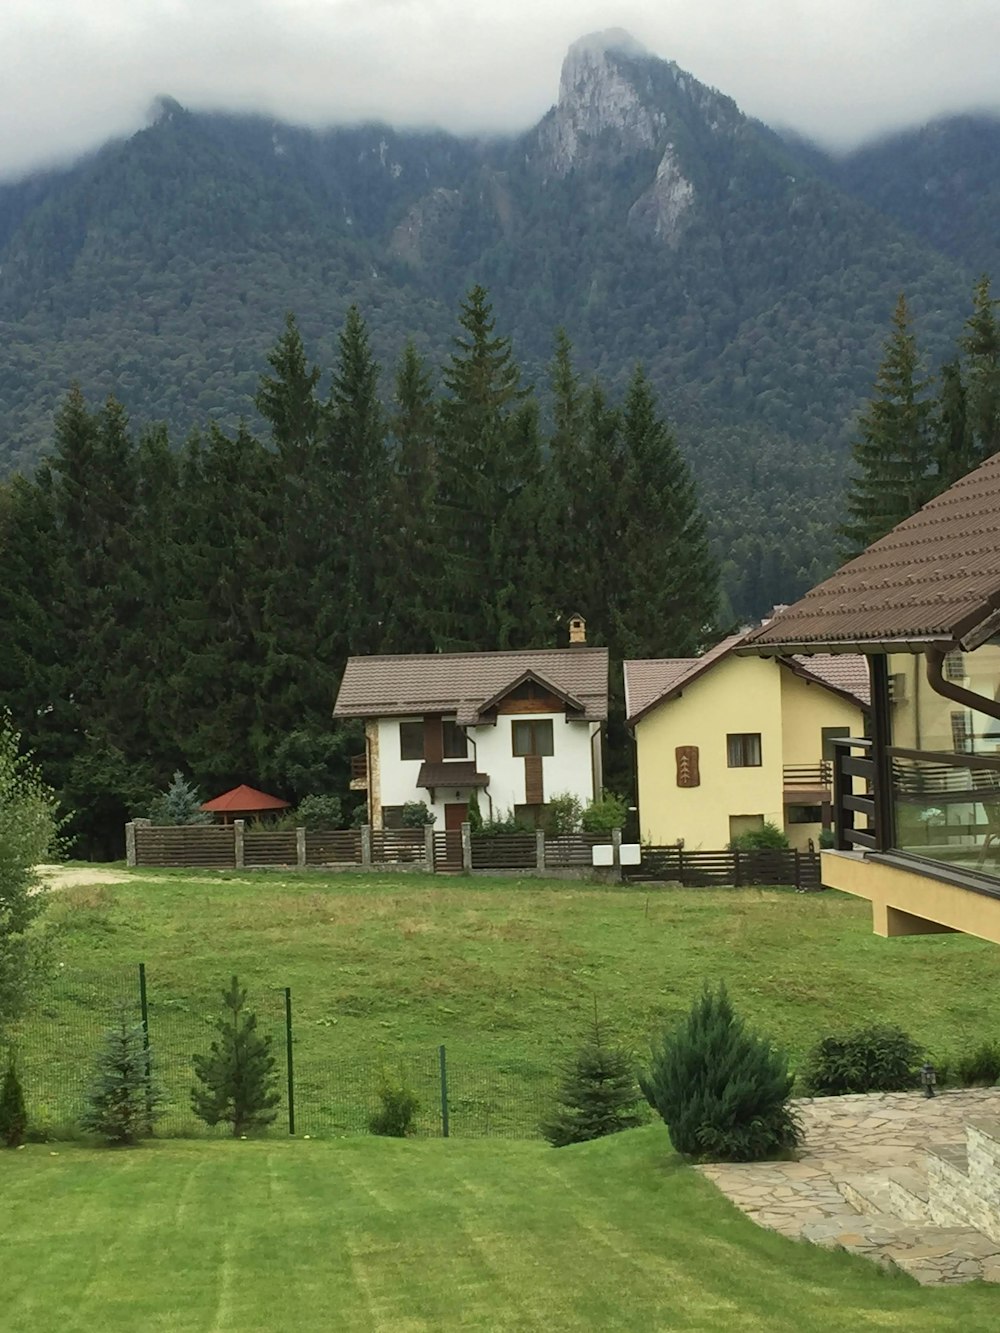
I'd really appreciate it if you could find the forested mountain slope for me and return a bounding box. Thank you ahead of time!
[0,32,990,615]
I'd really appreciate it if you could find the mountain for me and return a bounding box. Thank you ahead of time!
[0,31,989,615]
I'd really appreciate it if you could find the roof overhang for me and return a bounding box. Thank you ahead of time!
[475,668,587,721]
[738,636,954,659]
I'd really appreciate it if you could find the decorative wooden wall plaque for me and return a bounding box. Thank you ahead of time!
[675,745,700,788]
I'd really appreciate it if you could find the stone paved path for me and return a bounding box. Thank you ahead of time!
[698,1089,1000,1285]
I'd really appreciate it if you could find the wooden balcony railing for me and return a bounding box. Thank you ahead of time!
[783,762,833,789]
[350,753,368,784]
[830,736,877,851]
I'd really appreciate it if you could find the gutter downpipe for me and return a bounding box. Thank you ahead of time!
[926,648,1000,722]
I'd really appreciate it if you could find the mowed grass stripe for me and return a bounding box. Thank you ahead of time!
[2,1135,997,1332]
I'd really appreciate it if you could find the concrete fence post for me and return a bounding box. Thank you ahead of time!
[234,819,245,869]
[125,821,137,867]
[361,825,372,867]
[296,827,306,868]
[612,827,623,883]
[424,824,435,870]
[461,822,472,873]
[131,818,151,868]
[536,829,546,871]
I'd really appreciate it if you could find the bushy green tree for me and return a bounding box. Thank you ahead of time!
[0,1050,28,1147]
[0,714,60,1033]
[79,1013,162,1145]
[580,793,629,834]
[148,771,210,825]
[640,984,799,1162]
[294,794,343,830]
[541,1022,643,1147]
[400,801,435,828]
[191,976,280,1136]
[729,821,789,851]
[801,1024,924,1095]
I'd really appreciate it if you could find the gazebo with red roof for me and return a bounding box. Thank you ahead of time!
[200,785,291,824]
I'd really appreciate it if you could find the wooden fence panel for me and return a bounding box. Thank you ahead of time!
[470,834,537,870]
[371,829,426,864]
[244,830,298,867]
[630,847,821,890]
[434,831,463,872]
[544,833,605,868]
[304,830,362,865]
[135,825,235,868]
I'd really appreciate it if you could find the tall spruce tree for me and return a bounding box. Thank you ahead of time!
[382,341,441,654]
[434,286,548,650]
[841,295,935,555]
[607,367,718,660]
[933,360,976,490]
[544,331,593,625]
[960,275,1000,464]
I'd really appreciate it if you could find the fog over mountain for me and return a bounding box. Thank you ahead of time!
[3,1,1000,180]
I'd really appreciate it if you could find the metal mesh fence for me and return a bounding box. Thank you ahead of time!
[12,965,559,1141]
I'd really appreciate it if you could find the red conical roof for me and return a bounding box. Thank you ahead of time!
[200,784,290,813]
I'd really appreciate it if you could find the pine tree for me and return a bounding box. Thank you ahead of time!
[191,976,280,1136]
[434,285,546,650]
[960,275,1000,463]
[640,984,799,1162]
[382,341,441,654]
[933,360,976,490]
[607,366,718,660]
[0,1050,28,1147]
[543,330,591,623]
[149,771,211,825]
[541,1013,643,1147]
[841,295,935,555]
[79,1013,162,1145]
[254,312,322,471]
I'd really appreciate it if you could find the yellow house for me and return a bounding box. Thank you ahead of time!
[746,449,1000,946]
[625,633,869,851]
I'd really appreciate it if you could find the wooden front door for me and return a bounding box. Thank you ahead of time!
[445,802,468,831]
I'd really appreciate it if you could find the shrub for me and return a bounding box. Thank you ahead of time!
[369,1076,419,1137]
[541,1027,643,1147]
[478,808,533,835]
[295,794,343,830]
[640,984,799,1162]
[192,976,280,1136]
[954,1041,1000,1087]
[400,801,435,828]
[0,1049,27,1147]
[79,1013,162,1145]
[818,828,836,850]
[800,1024,924,1095]
[149,771,211,825]
[580,792,629,834]
[544,793,583,836]
[729,821,789,851]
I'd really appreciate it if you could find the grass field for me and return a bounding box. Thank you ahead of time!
[3,1130,998,1332]
[16,869,1000,1138]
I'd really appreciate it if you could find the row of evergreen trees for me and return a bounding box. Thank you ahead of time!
[0,286,719,855]
[842,276,1000,552]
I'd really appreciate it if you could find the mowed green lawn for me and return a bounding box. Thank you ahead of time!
[20,870,999,1136]
[3,1130,997,1332]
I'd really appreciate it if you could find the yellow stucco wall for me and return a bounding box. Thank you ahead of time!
[635,654,783,848]
[635,656,867,850]
[823,850,1000,946]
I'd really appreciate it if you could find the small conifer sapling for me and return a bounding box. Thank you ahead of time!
[79,1013,162,1145]
[541,1007,643,1147]
[0,1049,28,1147]
[192,976,280,1136]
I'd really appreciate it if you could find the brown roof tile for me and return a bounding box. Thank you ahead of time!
[749,451,1000,652]
[416,761,490,789]
[624,634,869,723]
[334,647,609,721]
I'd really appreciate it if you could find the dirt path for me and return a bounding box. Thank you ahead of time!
[35,864,133,892]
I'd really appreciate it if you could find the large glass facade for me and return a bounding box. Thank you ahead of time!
[888,645,1000,874]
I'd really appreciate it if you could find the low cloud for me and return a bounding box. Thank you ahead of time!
[2,1,1000,180]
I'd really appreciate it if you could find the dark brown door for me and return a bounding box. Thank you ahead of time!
[445,802,468,831]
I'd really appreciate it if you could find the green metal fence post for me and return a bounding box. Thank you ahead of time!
[285,987,296,1135]
[138,962,153,1129]
[438,1044,449,1138]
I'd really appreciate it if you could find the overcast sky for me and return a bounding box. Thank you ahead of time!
[2,1,999,181]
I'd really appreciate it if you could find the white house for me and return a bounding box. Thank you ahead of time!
[334,624,609,832]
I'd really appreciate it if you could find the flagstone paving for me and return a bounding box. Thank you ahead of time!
[697,1088,1000,1285]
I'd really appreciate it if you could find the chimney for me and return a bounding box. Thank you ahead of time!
[568,613,587,646]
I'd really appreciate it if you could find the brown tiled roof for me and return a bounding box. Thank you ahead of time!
[624,634,870,724]
[417,761,490,789]
[785,654,871,707]
[334,647,609,722]
[748,451,1000,653]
